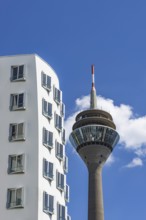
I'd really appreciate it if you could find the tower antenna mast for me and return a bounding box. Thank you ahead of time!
[90,64,97,109]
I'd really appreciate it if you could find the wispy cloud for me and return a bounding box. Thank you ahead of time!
[65,95,146,167]
[105,155,115,166]
[125,157,143,168]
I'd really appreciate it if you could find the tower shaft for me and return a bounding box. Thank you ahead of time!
[88,164,104,220]
[69,65,120,220]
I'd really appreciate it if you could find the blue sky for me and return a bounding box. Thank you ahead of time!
[1,0,146,219]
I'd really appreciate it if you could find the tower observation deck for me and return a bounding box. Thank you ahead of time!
[69,65,120,220]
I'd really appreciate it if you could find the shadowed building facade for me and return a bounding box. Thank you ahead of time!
[69,65,120,220]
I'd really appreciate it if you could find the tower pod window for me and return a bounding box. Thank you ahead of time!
[70,125,119,150]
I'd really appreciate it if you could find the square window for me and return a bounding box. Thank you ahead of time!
[60,103,65,116]
[55,113,62,131]
[9,123,25,141]
[54,87,61,104]
[8,154,25,174]
[62,129,65,144]
[56,141,64,161]
[42,72,51,91]
[43,128,53,149]
[57,203,66,220]
[57,171,65,191]
[43,192,54,215]
[65,184,69,202]
[67,215,71,220]
[42,99,52,119]
[7,188,24,209]
[64,156,68,173]
[10,93,25,110]
[43,159,54,180]
[11,65,25,81]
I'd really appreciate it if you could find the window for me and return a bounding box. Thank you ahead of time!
[43,128,53,149]
[8,154,25,174]
[10,93,25,110]
[7,188,24,209]
[42,72,51,91]
[54,87,61,104]
[62,129,65,144]
[55,113,62,131]
[9,123,25,141]
[67,215,71,220]
[43,159,54,180]
[64,156,68,173]
[56,141,64,160]
[60,103,65,116]
[11,65,25,81]
[57,204,66,220]
[57,171,65,191]
[42,99,52,119]
[65,185,69,202]
[43,192,54,215]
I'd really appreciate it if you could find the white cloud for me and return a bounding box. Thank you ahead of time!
[65,94,146,166]
[105,155,115,166]
[135,148,146,157]
[125,157,143,168]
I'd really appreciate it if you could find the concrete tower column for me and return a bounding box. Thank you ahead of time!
[88,164,104,220]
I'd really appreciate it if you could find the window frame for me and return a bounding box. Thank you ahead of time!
[64,156,68,173]
[67,215,71,220]
[42,99,52,119]
[62,128,65,144]
[42,72,51,91]
[54,86,61,105]
[65,184,70,202]
[43,127,53,149]
[43,192,54,215]
[57,171,65,192]
[9,123,25,141]
[10,93,25,111]
[7,187,24,209]
[55,113,62,131]
[11,65,25,81]
[60,103,65,117]
[57,203,66,220]
[43,159,54,181]
[56,141,64,161]
[8,154,25,174]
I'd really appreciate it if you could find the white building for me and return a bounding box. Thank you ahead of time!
[0,54,70,220]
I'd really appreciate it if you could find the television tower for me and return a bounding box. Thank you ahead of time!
[69,65,120,220]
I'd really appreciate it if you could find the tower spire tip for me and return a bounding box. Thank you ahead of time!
[90,64,97,109]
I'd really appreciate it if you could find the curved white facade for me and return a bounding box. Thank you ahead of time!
[0,54,70,220]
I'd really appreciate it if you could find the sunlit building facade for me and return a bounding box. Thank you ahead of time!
[0,54,70,220]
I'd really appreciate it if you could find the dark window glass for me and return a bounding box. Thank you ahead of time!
[18,65,24,78]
